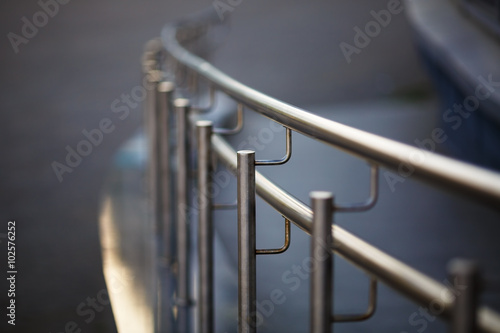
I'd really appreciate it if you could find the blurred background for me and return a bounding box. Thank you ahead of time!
[1,0,499,332]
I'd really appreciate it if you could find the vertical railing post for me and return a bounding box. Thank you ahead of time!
[448,259,480,333]
[145,66,161,333]
[175,98,191,333]
[237,150,257,333]
[145,68,160,221]
[157,81,175,260]
[310,191,333,333]
[156,80,176,333]
[197,121,214,333]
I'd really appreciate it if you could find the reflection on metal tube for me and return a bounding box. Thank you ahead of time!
[237,150,257,333]
[310,192,333,333]
[157,81,175,261]
[211,133,500,333]
[175,98,191,333]
[448,259,480,333]
[197,121,214,333]
[156,80,176,333]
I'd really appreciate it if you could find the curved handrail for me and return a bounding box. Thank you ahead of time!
[161,17,500,210]
[212,133,500,333]
[150,9,500,333]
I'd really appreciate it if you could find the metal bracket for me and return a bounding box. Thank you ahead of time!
[256,218,291,255]
[335,164,379,212]
[214,103,244,135]
[255,127,292,166]
[332,277,377,322]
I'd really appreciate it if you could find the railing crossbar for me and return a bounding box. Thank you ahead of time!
[162,24,500,209]
[142,12,500,333]
[211,133,500,333]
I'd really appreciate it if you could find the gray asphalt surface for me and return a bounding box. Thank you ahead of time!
[2,0,498,333]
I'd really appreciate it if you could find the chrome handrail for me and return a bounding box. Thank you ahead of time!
[161,19,500,209]
[141,8,500,333]
[211,133,500,332]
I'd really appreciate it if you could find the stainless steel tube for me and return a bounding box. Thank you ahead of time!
[237,150,257,333]
[143,41,168,333]
[197,121,214,333]
[448,259,480,333]
[211,134,500,333]
[146,70,161,333]
[157,81,176,333]
[175,98,191,333]
[146,71,159,222]
[157,81,175,261]
[162,25,500,209]
[310,192,333,333]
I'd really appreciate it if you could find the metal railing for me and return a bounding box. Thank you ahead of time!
[141,9,500,333]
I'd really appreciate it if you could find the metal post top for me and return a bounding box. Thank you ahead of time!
[310,191,333,200]
[237,150,255,156]
[448,258,479,275]
[146,69,163,82]
[158,81,175,92]
[174,98,190,107]
[196,120,213,127]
